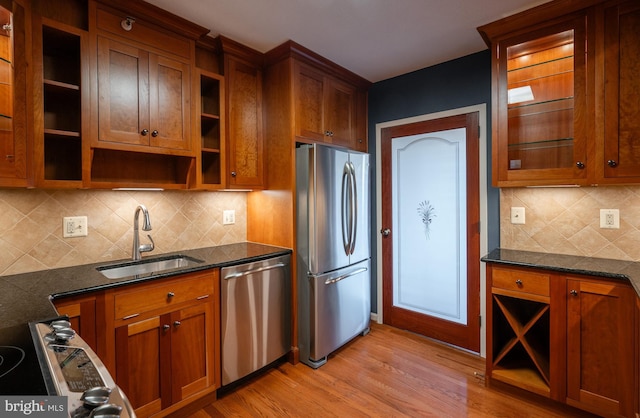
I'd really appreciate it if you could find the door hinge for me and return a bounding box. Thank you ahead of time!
[479,315,482,327]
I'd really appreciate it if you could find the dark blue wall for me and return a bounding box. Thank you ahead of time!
[367,49,500,313]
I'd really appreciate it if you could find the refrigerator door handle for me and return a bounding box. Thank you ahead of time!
[349,161,358,255]
[341,163,352,256]
[322,267,368,285]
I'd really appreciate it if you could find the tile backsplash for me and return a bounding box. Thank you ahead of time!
[500,186,640,261]
[0,189,246,276]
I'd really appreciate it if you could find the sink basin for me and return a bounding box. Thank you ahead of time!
[97,255,205,279]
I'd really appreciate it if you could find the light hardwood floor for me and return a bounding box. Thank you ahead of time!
[183,323,595,417]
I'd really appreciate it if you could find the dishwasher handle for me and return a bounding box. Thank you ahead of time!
[223,262,287,280]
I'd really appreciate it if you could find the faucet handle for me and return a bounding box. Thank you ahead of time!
[139,234,155,254]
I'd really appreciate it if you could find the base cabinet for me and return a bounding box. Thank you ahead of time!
[486,264,638,417]
[566,277,636,417]
[53,293,98,353]
[108,270,219,418]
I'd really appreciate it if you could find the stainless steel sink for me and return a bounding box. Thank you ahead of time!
[97,255,205,279]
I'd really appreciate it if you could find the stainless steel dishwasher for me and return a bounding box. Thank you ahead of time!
[221,254,291,385]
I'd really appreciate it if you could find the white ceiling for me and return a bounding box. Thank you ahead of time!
[145,0,550,83]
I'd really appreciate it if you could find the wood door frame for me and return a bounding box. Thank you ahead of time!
[375,104,488,357]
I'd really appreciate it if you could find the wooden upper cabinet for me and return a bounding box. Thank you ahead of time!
[599,0,640,182]
[0,0,29,187]
[480,11,591,187]
[94,14,192,153]
[222,39,265,189]
[86,1,210,189]
[480,0,640,187]
[294,61,359,149]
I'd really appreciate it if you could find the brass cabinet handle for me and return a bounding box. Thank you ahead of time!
[163,324,170,331]
[173,321,181,327]
[151,130,159,137]
[515,279,523,287]
[576,161,585,169]
[570,289,578,296]
[167,292,175,298]
[141,129,149,136]
[607,159,618,167]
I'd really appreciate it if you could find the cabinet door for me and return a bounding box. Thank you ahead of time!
[148,54,191,150]
[226,57,264,188]
[324,78,356,149]
[566,278,636,417]
[97,36,150,147]
[0,0,27,186]
[170,301,215,402]
[294,64,325,141]
[54,295,97,352]
[601,1,640,181]
[115,315,167,417]
[493,15,589,186]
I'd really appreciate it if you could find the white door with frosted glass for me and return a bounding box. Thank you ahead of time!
[381,113,480,352]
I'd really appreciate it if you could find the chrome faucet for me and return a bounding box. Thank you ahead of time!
[132,204,155,261]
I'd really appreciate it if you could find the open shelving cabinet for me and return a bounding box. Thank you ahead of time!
[35,19,88,187]
[197,69,225,189]
[491,293,551,397]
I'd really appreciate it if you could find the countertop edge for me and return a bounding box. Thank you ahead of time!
[0,242,292,330]
[482,248,640,296]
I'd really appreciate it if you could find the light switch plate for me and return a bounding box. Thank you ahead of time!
[510,207,525,225]
[63,216,88,237]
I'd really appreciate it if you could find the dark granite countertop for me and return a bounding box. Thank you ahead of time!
[0,242,291,330]
[482,248,640,296]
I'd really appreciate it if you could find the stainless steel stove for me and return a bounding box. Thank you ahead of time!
[30,318,136,418]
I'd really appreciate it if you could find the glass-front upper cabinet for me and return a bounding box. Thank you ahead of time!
[490,15,589,187]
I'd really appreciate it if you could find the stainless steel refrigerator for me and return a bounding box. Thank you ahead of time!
[296,143,371,368]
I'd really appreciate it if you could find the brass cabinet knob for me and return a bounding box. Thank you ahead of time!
[570,289,578,296]
[141,129,149,136]
[151,130,159,137]
[515,279,523,286]
[576,161,585,169]
[607,159,618,167]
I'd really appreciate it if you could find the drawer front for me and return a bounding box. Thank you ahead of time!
[115,273,214,320]
[492,267,549,297]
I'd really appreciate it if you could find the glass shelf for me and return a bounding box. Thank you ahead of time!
[508,137,573,149]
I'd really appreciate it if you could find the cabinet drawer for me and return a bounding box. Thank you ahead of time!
[114,272,214,320]
[492,267,549,297]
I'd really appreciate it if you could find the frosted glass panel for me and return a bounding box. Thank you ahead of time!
[391,128,467,324]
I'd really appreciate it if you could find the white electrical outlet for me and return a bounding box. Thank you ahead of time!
[600,209,620,229]
[510,207,525,225]
[63,216,88,237]
[223,210,235,225]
